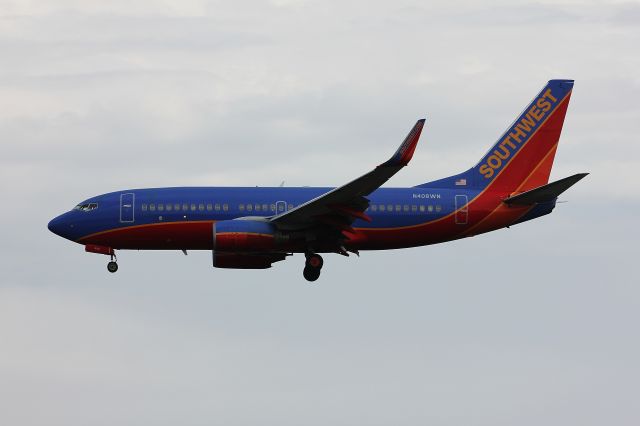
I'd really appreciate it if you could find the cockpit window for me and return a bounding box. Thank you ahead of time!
[74,202,98,212]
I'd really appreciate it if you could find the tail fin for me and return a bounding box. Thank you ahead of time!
[417,79,574,193]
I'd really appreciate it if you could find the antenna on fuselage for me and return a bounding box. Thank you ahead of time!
[279,181,285,187]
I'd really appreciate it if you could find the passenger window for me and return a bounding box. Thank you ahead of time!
[379,204,386,212]
[190,203,196,211]
[371,205,377,212]
[239,204,245,211]
[435,205,442,212]
[271,204,276,212]
[428,205,433,212]
[246,204,253,212]
[223,204,229,211]
[387,204,393,211]
[158,204,164,211]
[174,203,180,211]
[206,203,212,211]
[215,203,220,211]
[411,205,417,212]
[166,204,172,211]
[395,205,401,212]
[141,203,148,211]
[262,204,268,211]
[403,205,409,212]
[255,204,261,212]
[198,203,204,211]
[419,205,425,212]
[182,203,188,211]
[150,204,156,211]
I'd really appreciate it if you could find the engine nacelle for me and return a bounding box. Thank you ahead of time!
[212,220,292,268]
[213,252,287,269]
[213,220,284,252]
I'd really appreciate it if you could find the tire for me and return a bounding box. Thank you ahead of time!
[305,254,323,269]
[303,266,320,282]
[107,261,118,273]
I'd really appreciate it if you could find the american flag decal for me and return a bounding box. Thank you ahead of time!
[455,178,467,186]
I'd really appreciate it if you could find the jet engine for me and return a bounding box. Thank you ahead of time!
[212,220,290,269]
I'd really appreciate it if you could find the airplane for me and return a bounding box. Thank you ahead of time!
[48,79,587,282]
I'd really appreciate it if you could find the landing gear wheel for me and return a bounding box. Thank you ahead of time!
[107,261,118,273]
[305,253,324,269]
[303,253,323,282]
[303,266,321,282]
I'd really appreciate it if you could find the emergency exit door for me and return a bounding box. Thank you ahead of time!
[455,194,468,225]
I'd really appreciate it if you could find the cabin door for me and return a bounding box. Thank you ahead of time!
[454,194,468,225]
[120,193,135,223]
[275,200,287,214]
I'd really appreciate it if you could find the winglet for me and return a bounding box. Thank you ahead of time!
[380,119,425,167]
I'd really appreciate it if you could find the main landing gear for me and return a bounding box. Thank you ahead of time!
[107,253,118,273]
[303,253,323,282]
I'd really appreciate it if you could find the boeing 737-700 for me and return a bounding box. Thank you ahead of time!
[48,79,587,281]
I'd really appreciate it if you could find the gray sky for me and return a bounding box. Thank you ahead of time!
[1,1,638,425]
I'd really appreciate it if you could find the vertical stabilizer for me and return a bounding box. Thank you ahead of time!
[417,79,574,193]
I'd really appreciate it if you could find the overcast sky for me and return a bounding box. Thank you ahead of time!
[1,1,638,425]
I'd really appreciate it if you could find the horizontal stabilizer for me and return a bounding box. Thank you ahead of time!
[503,173,588,205]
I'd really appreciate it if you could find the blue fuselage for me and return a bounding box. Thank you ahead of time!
[48,185,553,252]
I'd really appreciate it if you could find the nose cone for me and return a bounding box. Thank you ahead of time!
[48,213,71,239]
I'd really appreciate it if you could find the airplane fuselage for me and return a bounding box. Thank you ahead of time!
[49,185,553,252]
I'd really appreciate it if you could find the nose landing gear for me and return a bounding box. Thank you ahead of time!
[303,253,323,282]
[107,253,118,273]
[85,244,118,273]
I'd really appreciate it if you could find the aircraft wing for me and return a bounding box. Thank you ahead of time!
[270,119,425,234]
